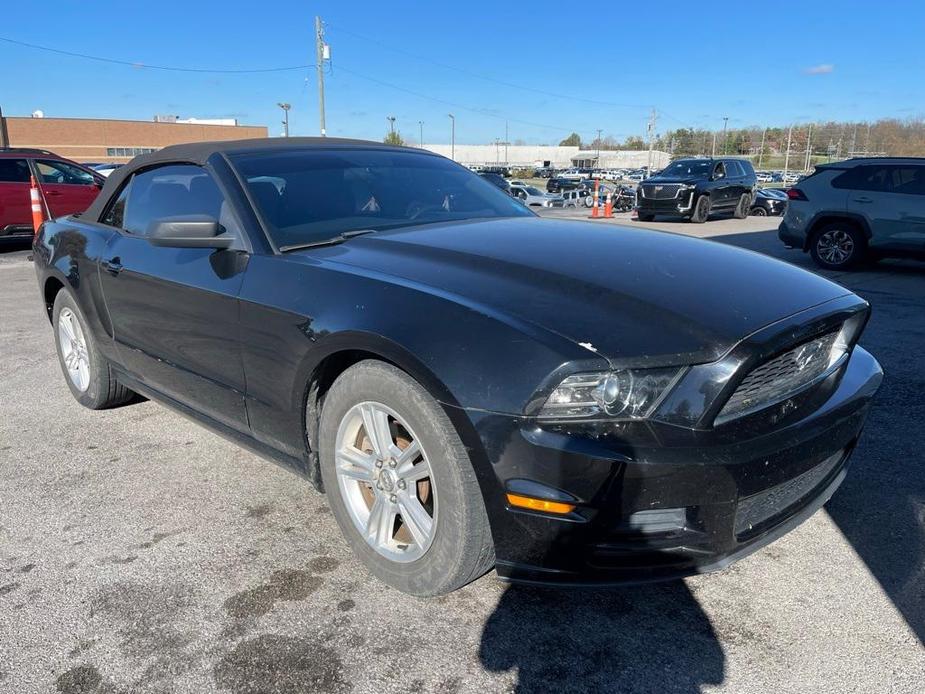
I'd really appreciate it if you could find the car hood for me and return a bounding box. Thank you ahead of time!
[305,218,851,365]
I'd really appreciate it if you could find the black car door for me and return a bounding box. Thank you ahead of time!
[711,161,732,206]
[96,163,250,432]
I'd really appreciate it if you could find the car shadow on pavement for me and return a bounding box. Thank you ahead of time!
[708,228,925,644]
[479,582,724,693]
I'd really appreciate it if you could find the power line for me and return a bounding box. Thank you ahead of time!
[0,36,314,74]
[325,23,651,111]
[333,63,612,135]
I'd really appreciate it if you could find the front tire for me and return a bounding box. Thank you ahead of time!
[319,360,494,596]
[636,212,655,222]
[52,288,135,409]
[750,206,767,216]
[809,223,866,270]
[690,195,711,223]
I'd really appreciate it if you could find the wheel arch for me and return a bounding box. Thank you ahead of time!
[804,213,871,251]
[298,332,475,491]
[43,275,66,322]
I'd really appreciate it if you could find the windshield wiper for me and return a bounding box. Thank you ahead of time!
[278,229,377,253]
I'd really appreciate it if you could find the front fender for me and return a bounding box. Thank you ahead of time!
[32,219,117,358]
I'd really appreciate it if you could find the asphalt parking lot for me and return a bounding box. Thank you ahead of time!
[1,216,923,693]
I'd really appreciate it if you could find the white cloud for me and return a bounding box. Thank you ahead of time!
[804,64,834,75]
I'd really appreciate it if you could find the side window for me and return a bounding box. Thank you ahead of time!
[123,164,241,238]
[832,166,890,192]
[725,161,742,177]
[0,159,31,183]
[35,160,96,186]
[713,162,726,179]
[101,180,131,228]
[888,166,925,195]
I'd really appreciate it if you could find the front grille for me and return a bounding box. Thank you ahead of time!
[640,183,681,199]
[717,331,842,422]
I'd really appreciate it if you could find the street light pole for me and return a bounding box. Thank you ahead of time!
[722,116,729,155]
[387,116,396,137]
[596,128,603,166]
[448,114,455,160]
[419,120,424,149]
[277,102,291,138]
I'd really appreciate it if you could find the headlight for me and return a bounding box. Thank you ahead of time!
[538,367,685,419]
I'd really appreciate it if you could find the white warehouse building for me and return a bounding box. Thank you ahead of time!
[421,144,670,169]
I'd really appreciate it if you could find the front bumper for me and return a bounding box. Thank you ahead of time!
[467,346,882,586]
[637,190,696,217]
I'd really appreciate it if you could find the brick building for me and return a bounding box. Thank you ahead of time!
[0,115,268,163]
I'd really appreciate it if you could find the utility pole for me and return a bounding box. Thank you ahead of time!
[0,105,8,148]
[315,16,328,136]
[504,121,509,164]
[418,120,424,148]
[646,108,657,176]
[387,116,396,135]
[757,128,766,168]
[721,116,729,155]
[596,128,603,166]
[277,102,291,137]
[804,123,814,171]
[448,114,455,160]
[711,132,717,157]
[849,123,858,157]
[783,124,793,183]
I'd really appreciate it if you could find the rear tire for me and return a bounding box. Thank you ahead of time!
[733,193,751,219]
[690,195,711,223]
[750,206,767,216]
[809,223,867,270]
[319,360,494,596]
[52,288,135,409]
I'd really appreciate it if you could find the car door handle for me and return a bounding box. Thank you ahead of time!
[853,196,873,203]
[102,257,123,276]
[45,190,62,196]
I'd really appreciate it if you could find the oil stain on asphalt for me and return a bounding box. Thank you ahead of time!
[224,568,324,620]
[55,664,102,693]
[214,634,351,694]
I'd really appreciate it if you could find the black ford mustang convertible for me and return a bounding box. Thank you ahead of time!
[33,138,882,595]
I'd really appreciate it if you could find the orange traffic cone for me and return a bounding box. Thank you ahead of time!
[604,191,613,218]
[30,175,46,235]
[591,180,600,218]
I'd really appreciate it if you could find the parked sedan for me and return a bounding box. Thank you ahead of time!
[510,184,564,207]
[750,187,788,216]
[34,138,882,595]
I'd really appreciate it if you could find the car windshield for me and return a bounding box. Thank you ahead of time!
[660,160,713,178]
[231,148,531,248]
[525,186,544,195]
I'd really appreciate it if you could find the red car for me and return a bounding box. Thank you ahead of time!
[0,148,104,240]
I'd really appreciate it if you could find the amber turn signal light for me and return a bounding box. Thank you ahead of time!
[506,493,575,515]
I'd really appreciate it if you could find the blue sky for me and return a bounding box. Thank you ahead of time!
[2,2,923,144]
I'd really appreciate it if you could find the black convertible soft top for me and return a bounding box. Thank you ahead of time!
[83,137,430,222]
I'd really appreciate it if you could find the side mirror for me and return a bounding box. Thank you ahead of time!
[146,215,233,249]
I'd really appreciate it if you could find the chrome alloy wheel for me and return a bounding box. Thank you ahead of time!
[58,307,90,392]
[334,401,437,563]
[817,229,855,265]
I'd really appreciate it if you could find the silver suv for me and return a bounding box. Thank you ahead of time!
[778,157,925,269]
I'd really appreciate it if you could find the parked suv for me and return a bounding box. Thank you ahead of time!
[779,157,925,269]
[0,148,103,240]
[636,157,757,223]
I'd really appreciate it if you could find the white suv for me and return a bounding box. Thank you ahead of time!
[779,157,925,269]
